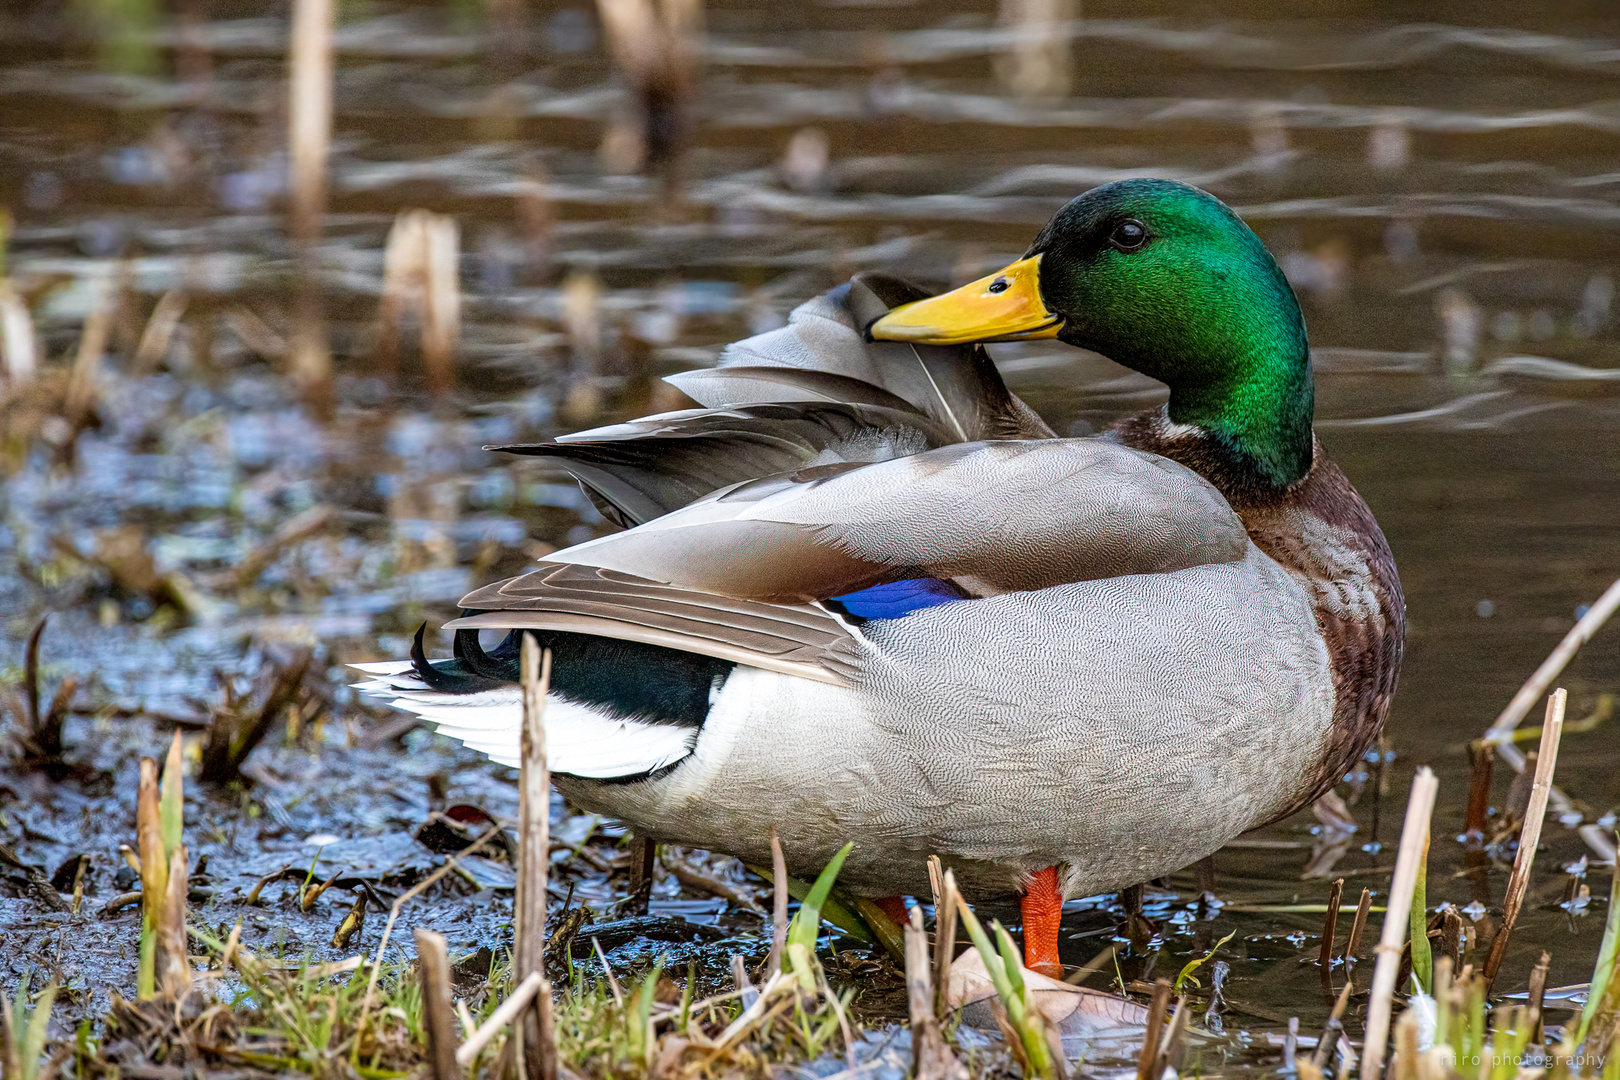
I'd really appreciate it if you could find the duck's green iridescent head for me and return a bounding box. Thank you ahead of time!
[869,179,1314,487]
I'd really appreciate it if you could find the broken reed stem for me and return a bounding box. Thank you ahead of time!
[1487,578,1620,740]
[1483,689,1566,987]
[135,732,190,1000]
[1527,951,1550,1043]
[1318,878,1344,968]
[932,864,959,1019]
[1155,998,1190,1078]
[1310,977,1356,1069]
[906,906,964,1080]
[456,972,543,1068]
[288,0,333,250]
[1135,978,1172,1080]
[766,827,788,979]
[1342,887,1372,963]
[1360,765,1440,1080]
[517,636,557,1080]
[415,929,463,1080]
[1464,739,1494,846]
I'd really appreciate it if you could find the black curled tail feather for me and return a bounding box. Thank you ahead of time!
[410,623,511,692]
[454,625,522,681]
[411,622,733,729]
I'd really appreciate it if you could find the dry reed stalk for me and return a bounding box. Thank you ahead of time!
[1360,765,1440,1080]
[1482,689,1566,986]
[1310,977,1356,1069]
[1319,878,1344,967]
[132,290,189,375]
[1486,577,1620,743]
[1342,887,1372,962]
[1135,978,1171,1080]
[932,864,959,1019]
[516,636,557,1080]
[414,929,464,1080]
[135,732,191,999]
[135,756,162,998]
[288,0,333,249]
[378,210,461,394]
[233,504,335,588]
[994,0,1075,100]
[663,859,760,912]
[627,834,654,916]
[593,0,703,184]
[560,270,603,424]
[765,827,788,978]
[223,306,289,362]
[1062,942,1116,986]
[1527,950,1550,1043]
[290,289,331,404]
[905,906,966,1080]
[1155,998,1190,1078]
[65,291,112,426]
[287,0,334,403]
[457,972,543,1068]
[1463,739,1494,847]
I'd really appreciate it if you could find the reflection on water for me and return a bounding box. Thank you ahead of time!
[1,0,1618,1067]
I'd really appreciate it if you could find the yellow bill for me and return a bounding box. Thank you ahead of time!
[866,254,1062,345]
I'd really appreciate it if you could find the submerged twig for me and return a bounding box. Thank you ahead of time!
[1483,689,1566,987]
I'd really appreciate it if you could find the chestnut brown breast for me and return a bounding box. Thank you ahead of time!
[1110,409,1407,819]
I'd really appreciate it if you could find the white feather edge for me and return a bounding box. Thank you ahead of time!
[350,670,697,777]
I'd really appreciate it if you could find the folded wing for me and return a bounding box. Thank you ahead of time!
[471,439,1251,614]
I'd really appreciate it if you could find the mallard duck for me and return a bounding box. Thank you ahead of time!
[355,179,1404,976]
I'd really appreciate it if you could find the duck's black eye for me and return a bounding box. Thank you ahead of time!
[1110,220,1148,252]
[988,278,1009,293]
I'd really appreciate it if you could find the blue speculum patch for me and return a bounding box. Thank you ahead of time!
[829,578,964,620]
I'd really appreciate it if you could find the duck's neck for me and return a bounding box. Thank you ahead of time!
[1165,337,1315,489]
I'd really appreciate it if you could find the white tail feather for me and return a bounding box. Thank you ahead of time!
[352,669,696,777]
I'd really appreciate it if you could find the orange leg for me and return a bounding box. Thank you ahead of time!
[874,895,910,926]
[1021,866,1064,978]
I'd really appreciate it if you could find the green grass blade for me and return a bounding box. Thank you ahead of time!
[747,861,872,942]
[955,901,1020,1022]
[24,980,57,1072]
[993,922,1027,1000]
[1580,861,1620,1043]
[1410,829,1432,994]
[159,737,183,855]
[137,928,156,1000]
[785,842,854,957]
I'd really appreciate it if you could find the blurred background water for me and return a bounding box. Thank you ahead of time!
[1,0,1618,1060]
